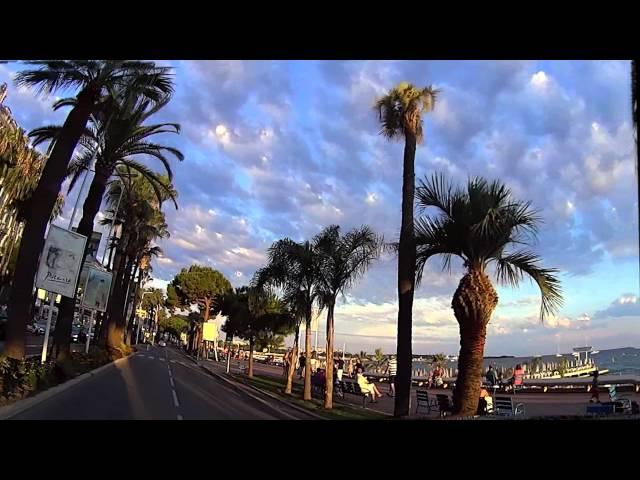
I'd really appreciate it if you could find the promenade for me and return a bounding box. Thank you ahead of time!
[203,357,640,418]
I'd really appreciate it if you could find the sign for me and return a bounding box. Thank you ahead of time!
[202,321,218,342]
[136,308,146,317]
[81,267,112,312]
[35,225,87,298]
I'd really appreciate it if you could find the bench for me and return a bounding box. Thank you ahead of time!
[415,390,438,415]
[341,381,371,408]
[493,396,525,417]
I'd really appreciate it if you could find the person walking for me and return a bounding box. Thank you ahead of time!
[336,356,345,382]
[590,370,600,403]
[387,355,398,397]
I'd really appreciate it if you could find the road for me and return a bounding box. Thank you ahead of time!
[0,333,85,358]
[8,345,317,420]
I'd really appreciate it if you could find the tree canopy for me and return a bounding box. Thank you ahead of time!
[169,265,232,321]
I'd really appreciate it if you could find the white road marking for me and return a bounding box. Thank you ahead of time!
[172,389,180,407]
[148,356,155,360]
[170,360,177,363]
[169,377,175,388]
[160,358,166,362]
[177,414,183,421]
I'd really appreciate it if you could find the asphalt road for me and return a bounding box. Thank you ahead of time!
[8,345,316,420]
[0,333,85,358]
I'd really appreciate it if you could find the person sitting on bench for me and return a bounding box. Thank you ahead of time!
[356,367,383,402]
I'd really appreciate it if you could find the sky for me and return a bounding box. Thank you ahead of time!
[1,60,638,356]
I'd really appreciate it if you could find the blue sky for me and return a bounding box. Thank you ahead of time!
[1,60,637,356]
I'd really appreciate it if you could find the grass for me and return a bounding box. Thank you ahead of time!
[242,374,389,420]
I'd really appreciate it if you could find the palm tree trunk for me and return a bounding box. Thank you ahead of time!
[54,166,110,361]
[394,132,417,417]
[324,301,335,409]
[248,337,254,378]
[303,308,312,401]
[4,88,97,360]
[451,269,498,416]
[285,323,300,394]
[106,239,130,354]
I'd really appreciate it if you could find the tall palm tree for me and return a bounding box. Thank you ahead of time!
[254,238,323,400]
[39,89,182,361]
[413,173,563,416]
[374,81,439,417]
[5,61,173,360]
[99,173,173,355]
[314,224,381,408]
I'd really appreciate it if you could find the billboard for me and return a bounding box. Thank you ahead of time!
[35,225,87,298]
[202,321,218,341]
[81,267,112,312]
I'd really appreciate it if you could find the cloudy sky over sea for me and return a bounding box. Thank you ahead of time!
[2,60,637,356]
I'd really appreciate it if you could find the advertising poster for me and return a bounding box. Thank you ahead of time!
[35,225,87,298]
[81,267,113,312]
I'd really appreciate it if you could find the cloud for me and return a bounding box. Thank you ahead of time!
[594,294,640,319]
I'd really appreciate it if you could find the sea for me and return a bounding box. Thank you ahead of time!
[412,347,640,376]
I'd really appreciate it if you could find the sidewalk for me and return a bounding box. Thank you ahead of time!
[198,356,640,419]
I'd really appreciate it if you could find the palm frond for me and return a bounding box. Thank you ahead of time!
[494,250,563,320]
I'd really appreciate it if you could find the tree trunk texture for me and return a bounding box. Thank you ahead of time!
[248,337,254,378]
[451,269,498,416]
[303,306,312,401]
[105,238,130,355]
[394,132,417,417]
[54,166,110,361]
[285,323,300,394]
[5,88,97,359]
[324,301,335,409]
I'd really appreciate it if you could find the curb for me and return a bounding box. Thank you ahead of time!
[0,353,136,420]
[198,363,324,420]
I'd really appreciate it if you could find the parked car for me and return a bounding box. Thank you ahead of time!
[158,340,166,347]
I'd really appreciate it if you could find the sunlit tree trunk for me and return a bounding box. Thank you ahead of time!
[303,302,312,401]
[451,269,498,416]
[324,301,335,409]
[285,323,300,394]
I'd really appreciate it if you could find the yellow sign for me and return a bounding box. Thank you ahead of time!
[136,308,146,317]
[203,322,218,341]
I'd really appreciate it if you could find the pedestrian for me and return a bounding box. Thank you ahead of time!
[486,365,498,386]
[355,356,364,375]
[310,351,318,373]
[590,370,600,403]
[336,355,345,382]
[387,355,397,397]
[346,358,354,378]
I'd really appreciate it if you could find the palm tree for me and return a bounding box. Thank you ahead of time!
[314,224,381,408]
[254,238,323,400]
[42,89,182,361]
[99,173,173,355]
[431,353,447,367]
[374,82,439,417]
[5,61,173,360]
[413,173,563,416]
